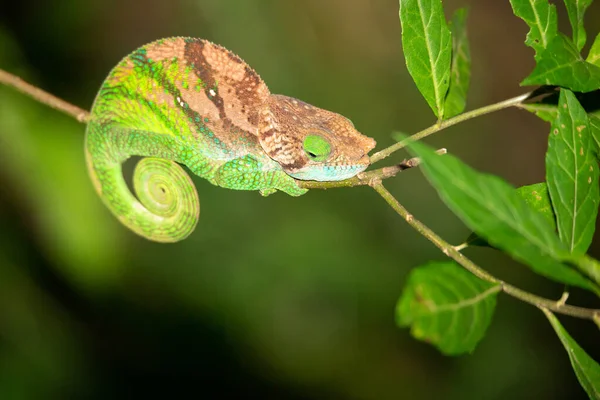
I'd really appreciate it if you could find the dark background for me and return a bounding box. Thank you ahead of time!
[0,0,599,399]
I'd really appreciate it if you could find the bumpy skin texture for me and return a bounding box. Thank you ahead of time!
[85,37,376,242]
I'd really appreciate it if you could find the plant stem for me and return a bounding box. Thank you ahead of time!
[369,92,534,164]
[371,181,600,321]
[297,149,446,190]
[0,69,90,123]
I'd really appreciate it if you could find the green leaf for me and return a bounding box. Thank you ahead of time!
[564,0,592,52]
[590,114,600,151]
[520,91,600,151]
[443,8,471,119]
[466,183,556,247]
[396,262,499,355]
[571,254,600,287]
[546,89,599,254]
[402,135,599,292]
[522,34,600,92]
[399,0,452,119]
[542,309,600,399]
[521,102,557,122]
[509,0,557,60]
[588,33,600,66]
[516,183,557,228]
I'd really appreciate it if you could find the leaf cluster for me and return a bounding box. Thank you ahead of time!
[396,1,600,397]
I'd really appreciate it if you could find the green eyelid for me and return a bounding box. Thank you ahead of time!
[303,135,331,162]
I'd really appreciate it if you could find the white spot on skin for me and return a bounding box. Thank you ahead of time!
[209,89,216,97]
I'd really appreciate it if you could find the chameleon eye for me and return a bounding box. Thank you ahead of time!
[303,135,332,162]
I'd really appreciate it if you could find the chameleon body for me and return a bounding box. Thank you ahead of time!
[85,37,376,242]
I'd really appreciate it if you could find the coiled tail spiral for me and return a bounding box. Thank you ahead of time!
[86,136,200,242]
[132,158,200,242]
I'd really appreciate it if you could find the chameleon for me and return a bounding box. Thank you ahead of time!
[85,37,376,242]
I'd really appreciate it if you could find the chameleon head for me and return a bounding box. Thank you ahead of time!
[258,95,376,181]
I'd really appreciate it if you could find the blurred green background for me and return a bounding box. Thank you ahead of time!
[1,0,599,399]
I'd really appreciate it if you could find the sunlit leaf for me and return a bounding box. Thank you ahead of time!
[509,0,557,60]
[399,0,452,119]
[546,89,599,255]
[396,262,499,355]
[403,136,599,293]
[564,0,592,52]
[542,309,600,399]
[522,34,600,92]
[443,7,471,119]
[588,33,600,66]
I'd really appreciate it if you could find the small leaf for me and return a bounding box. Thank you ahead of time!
[516,182,557,228]
[402,136,599,292]
[564,0,592,52]
[588,33,600,66]
[397,262,499,355]
[522,34,600,92]
[509,0,557,60]
[542,309,600,399]
[444,8,471,119]
[521,102,558,122]
[399,0,452,119]
[466,183,556,247]
[521,96,600,155]
[546,89,599,254]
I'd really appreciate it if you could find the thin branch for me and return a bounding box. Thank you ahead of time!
[369,91,535,164]
[371,181,600,321]
[297,148,447,190]
[0,69,90,123]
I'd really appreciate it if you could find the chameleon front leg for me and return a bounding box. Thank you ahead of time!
[213,154,308,197]
[85,122,202,242]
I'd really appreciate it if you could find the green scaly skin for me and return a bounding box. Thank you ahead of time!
[85,37,375,243]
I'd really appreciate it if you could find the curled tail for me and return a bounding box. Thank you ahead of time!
[85,126,200,243]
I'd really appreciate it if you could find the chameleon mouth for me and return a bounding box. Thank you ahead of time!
[288,159,369,181]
